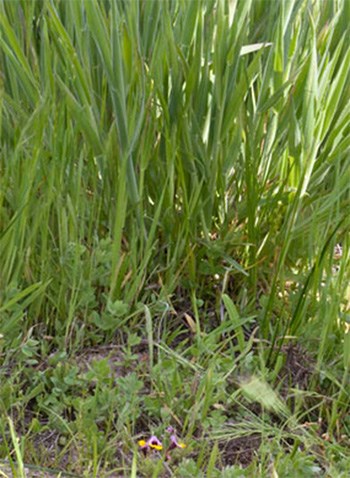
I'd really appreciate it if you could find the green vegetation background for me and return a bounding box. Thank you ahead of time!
[0,0,349,476]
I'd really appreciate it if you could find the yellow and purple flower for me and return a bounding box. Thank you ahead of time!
[138,427,186,459]
[166,426,186,450]
[138,435,163,455]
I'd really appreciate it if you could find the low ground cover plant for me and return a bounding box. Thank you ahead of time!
[0,0,349,476]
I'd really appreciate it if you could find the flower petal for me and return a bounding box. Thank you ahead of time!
[150,443,163,450]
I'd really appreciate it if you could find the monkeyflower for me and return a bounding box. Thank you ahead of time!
[138,427,186,459]
[138,435,163,455]
[166,426,186,450]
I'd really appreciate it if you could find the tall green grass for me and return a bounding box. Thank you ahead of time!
[0,1,350,475]
[0,0,349,357]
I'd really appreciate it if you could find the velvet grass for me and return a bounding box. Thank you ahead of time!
[0,0,350,476]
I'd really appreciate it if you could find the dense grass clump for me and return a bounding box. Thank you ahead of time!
[0,1,349,476]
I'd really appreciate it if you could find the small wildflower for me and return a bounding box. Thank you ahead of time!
[148,436,163,451]
[138,428,186,460]
[138,439,148,456]
[138,435,163,455]
[165,426,186,460]
[169,433,186,449]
